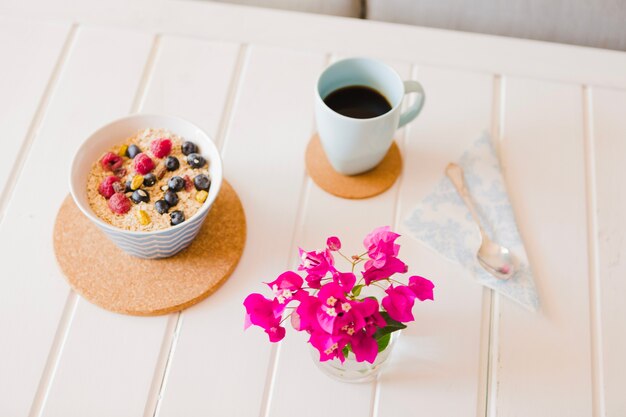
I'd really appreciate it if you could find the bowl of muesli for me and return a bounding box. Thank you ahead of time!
[69,114,223,259]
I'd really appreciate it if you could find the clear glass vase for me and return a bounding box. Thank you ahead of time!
[310,331,400,383]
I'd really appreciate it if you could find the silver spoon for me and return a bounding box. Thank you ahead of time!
[445,163,516,280]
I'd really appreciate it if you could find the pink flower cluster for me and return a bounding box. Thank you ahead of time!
[243,226,434,364]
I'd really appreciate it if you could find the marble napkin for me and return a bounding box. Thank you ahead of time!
[404,133,539,311]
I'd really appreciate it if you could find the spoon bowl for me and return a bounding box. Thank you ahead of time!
[445,163,516,280]
[477,235,515,279]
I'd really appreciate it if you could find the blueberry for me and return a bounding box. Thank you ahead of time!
[168,176,185,191]
[165,156,180,171]
[125,180,133,193]
[181,141,198,156]
[193,174,211,191]
[131,189,150,204]
[170,210,185,226]
[155,199,169,214]
[126,144,141,159]
[143,173,157,187]
[187,153,206,169]
[164,190,179,207]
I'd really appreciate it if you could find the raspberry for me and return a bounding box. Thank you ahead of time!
[108,192,131,215]
[134,153,154,175]
[98,175,121,199]
[150,138,172,158]
[100,152,123,172]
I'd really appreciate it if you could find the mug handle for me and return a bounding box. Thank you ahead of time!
[398,80,425,128]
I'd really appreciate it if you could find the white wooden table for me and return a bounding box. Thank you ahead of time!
[1,1,625,416]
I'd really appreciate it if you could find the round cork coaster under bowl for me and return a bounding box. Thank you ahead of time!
[53,180,246,316]
[305,134,402,199]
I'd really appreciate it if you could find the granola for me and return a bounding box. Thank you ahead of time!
[87,128,211,231]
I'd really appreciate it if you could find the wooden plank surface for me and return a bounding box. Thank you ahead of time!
[591,87,626,417]
[0,2,624,416]
[495,77,592,416]
[0,25,153,416]
[0,17,71,218]
[266,57,411,417]
[157,45,326,417]
[3,0,626,89]
[140,35,242,141]
[40,34,243,417]
[377,65,494,417]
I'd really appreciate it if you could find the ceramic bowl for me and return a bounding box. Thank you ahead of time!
[69,114,223,259]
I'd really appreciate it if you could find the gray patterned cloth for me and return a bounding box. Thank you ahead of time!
[404,133,539,311]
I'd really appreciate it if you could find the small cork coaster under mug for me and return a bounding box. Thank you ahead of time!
[305,134,402,199]
[53,180,246,316]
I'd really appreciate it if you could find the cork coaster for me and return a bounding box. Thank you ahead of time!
[53,180,246,316]
[305,134,402,199]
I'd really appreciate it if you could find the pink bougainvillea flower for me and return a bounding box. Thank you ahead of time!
[331,297,384,350]
[304,274,323,289]
[315,282,351,334]
[350,296,378,317]
[309,330,348,362]
[332,271,356,291]
[382,285,417,323]
[362,256,408,285]
[318,284,375,340]
[308,295,387,363]
[266,271,304,304]
[243,293,286,342]
[293,293,322,332]
[298,248,335,290]
[326,236,341,251]
[266,326,286,343]
[298,248,335,276]
[352,297,386,336]
[361,226,408,284]
[363,228,403,286]
[408,275,435,301]
[363,226,401,260]
[243,226,435,364]
[243,293,282,329]
[350,331,379,364]
[334,305,367,338]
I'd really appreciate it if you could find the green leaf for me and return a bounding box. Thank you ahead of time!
[376,332,391,352]
[379,311,407,332]
[351,284,364,297]
[373,324,404,340]
[342,345,350,357]
[373,311,407,342]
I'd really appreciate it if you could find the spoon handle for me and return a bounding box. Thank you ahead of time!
[445,163,486,235]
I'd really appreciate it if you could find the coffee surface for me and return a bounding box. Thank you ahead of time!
[323,85,392,119]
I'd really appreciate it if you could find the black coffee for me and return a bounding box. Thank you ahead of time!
[323,85,392,119]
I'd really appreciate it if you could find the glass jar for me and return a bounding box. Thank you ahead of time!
[310,331,400,383]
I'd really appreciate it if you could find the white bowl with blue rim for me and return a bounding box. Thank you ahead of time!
[69,114,223,259]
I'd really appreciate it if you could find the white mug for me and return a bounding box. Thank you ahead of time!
[315,57,425,175]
